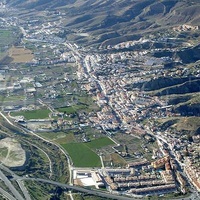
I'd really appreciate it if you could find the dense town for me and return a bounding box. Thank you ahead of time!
[0,3,199,200]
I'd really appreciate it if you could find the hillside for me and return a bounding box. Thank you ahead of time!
[5,0,200,46]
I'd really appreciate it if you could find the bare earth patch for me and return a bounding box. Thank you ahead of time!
[8,46,34,63]
[0,137,26,167]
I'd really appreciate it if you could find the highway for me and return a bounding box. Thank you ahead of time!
[0,110,73,185]
[0,111,14,126]
[16,179,32,200]
[0,170,25,200]
[0,187,16,200]
[0,163,31,200]
[16,177,134,200]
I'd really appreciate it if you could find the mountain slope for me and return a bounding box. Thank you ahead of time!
[5,0,200,46]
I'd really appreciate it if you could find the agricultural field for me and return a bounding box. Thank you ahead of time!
[0,29,17,50]
[80,126,102,140]
[113,133,158,162]
[38,131,76,144]
[103,153,127,167]
[0,28,22,63]
[61,143,101,167]
[56,95,99,115]
[8,46,34,63]
[0,95,24,103]
[57,104,87,114]
[11,108,51,120]
[85,137,114,149]
[61,137,114,167]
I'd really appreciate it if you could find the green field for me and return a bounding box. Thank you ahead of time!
[85,137,114,149]
[61,137,114,167]
[57,104,87,114]
[0,28,20,61]
[0,95,24,103]
[0,29,15,48]
[11,109,51,120]
[61,143,101,167]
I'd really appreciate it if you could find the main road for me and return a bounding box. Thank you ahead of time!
[0,187,16,200]
[0,170,25,200]
[15,177,134,200]
[0,110,73,185]
[0,164,31,200]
